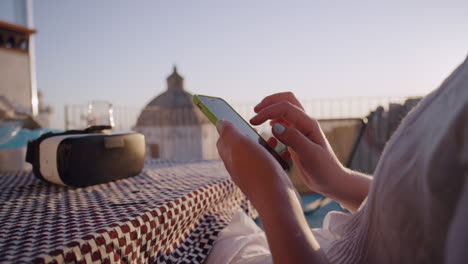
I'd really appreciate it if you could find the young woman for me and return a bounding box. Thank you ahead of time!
[208,55,468,264]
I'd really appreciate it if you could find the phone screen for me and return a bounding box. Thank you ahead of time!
[196,95,290,170]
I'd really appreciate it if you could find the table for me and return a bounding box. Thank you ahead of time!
[0,160,257,263]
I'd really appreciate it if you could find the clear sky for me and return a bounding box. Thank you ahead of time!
[1,0,468,128]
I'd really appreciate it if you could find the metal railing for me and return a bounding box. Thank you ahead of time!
[63,95,422,193]
[64,95,417,132]
[64,104,140,131]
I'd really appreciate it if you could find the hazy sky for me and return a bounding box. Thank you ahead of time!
[1,0,468,128]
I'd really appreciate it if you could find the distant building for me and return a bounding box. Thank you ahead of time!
[134,67,219,161]
[0,20,36,112]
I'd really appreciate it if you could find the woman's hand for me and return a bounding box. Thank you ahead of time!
[215,119,330,264]
[216,120,295,209]
[251,92,370,211]
[251,92,345,194]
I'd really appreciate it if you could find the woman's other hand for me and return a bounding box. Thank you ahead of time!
[251,92,370,211]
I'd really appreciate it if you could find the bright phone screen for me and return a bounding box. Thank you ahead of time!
[196,95,290,170]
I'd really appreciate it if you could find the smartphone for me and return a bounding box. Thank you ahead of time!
[193,94,290,171]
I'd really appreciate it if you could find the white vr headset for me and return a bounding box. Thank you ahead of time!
[26,129,145,187]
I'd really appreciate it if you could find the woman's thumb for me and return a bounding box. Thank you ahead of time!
[216,120,240,160]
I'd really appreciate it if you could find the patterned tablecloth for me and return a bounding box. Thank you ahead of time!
[0,160,257,264]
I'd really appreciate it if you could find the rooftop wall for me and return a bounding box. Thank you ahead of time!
[0,47,31,110]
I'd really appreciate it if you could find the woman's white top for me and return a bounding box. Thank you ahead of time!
[317,54,468,264]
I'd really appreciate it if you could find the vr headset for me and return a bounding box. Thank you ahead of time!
[26,127,145,187]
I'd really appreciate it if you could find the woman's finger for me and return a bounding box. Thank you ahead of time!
[250,102,325,146]
[271,123,323,163]
[216,120,240,171]
[269,118,290,127]
[254,92,304,113]
[267,137,278,148]
[281,150,292,163]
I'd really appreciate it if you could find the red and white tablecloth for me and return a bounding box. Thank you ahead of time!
[0,160,257,264]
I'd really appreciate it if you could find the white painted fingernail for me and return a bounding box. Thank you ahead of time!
[273,123,286,135]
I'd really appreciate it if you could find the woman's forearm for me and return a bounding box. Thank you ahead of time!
[254,178,330,264]
[322,169,372,212]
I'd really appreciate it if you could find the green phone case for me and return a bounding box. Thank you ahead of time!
[192,94,222,125]
[193,94,291,171]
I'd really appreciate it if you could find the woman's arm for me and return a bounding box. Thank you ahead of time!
[335,169,372,211]
[216,120,329,264]
[257,176,329,264]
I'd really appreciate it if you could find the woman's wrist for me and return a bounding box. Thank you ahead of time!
[297,163,349,199]
[254,175,330,264]
[248,170,296,215]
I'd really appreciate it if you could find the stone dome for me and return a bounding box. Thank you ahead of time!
[136,66,209,127]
